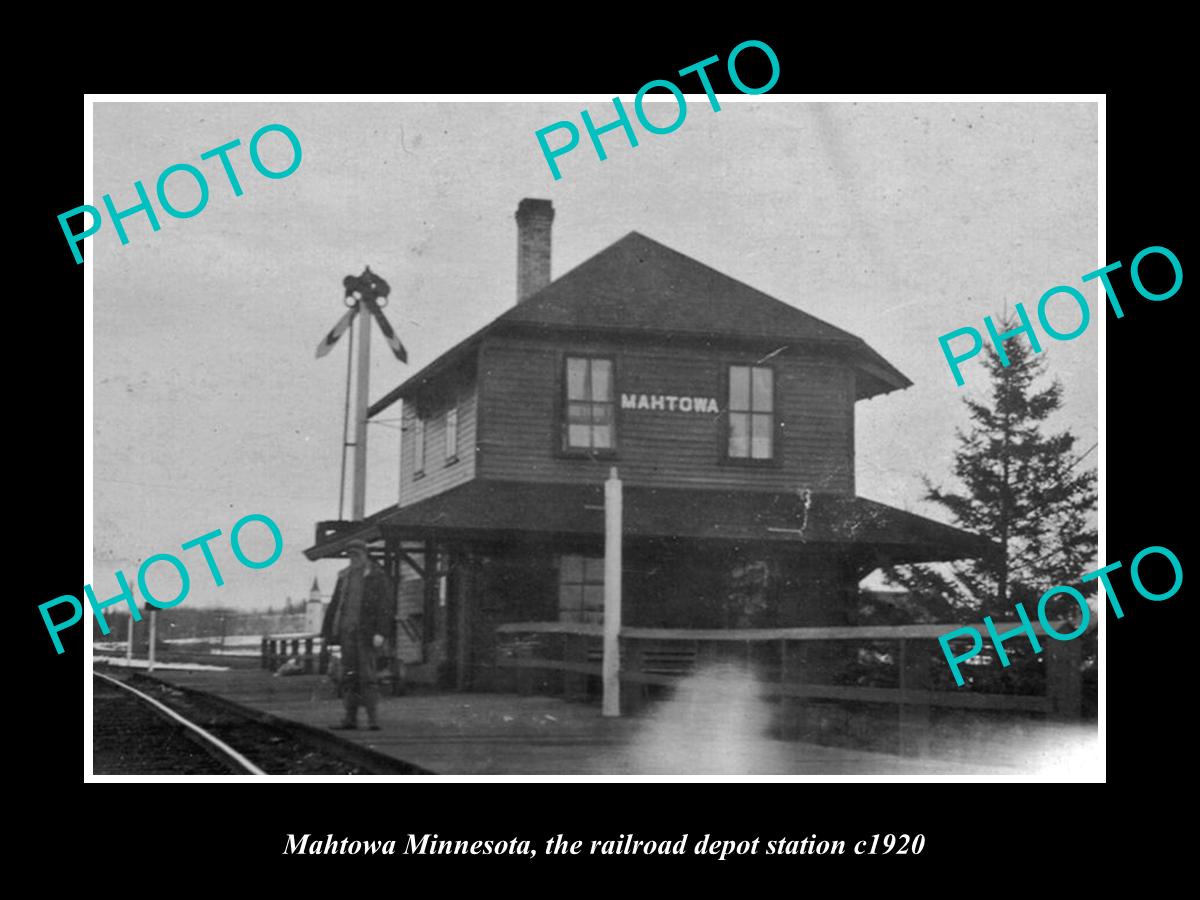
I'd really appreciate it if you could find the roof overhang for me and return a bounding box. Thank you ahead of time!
[303,481,995,562]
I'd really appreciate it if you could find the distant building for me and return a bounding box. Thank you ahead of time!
[305,577,327,635]
[305,199,990,689]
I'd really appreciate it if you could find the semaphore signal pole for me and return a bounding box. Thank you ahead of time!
[315,267,408,523]
[351,287,372,520]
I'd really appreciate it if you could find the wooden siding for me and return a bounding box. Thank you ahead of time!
[477,335,856,493]
[398,383,478,507]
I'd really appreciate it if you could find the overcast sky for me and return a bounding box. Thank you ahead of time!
[91,99,1098,610]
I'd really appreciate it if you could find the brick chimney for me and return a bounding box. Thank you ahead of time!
[515,198,554,303]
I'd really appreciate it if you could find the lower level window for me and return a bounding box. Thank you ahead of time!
[558,554,604,624]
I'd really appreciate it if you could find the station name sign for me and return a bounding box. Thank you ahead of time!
[621,393,719,413]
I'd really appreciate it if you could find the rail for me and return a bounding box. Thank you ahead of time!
[94,669,267,775]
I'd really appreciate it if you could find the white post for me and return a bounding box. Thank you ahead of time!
[148,609,157,673]
[603,466,623,717]
[126,614,134,665]
[351,307,371,521]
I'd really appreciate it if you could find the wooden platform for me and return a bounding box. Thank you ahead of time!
[119,666,1057,775]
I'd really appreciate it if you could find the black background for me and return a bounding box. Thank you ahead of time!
[23,29,1188,881]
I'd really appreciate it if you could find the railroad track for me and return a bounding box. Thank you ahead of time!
[93,670,432,775]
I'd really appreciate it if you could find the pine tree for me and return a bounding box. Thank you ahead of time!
[888,317,1097,623]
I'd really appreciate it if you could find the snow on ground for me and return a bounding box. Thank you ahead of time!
[165,634,318,646]
[95,634,316,652]
[94,658,230,672]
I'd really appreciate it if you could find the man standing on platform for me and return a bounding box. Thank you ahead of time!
[322,539,395,730]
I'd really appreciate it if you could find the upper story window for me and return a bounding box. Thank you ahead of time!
[563,356,615,452]
[444,405,459,464]
[413,415,426,476]
[727,364,775,460]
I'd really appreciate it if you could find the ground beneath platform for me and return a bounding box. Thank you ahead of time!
[128,666,1091,776]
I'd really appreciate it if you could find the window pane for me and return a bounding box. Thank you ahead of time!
[567,358,588,400]
[583,556,606,583]
[413,418,425,470]
[729,366,750,411]
[591,359,612,401]
[752,367,773,412]
[558,585,582,622]
[728,412,750,457]
[591,403,612,424]
[592,424,613,448]
[568,402,592,424]
[445,407,458,459]
[558,586,580,611]
[560,554,584,584]
[582,584,605,612]
[568,424,591,448]
[751,413,774,458]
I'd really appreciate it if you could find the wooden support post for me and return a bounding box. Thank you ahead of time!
[422,539,442,685]
[898,639,932,757]
[779,638,791,737]
[455,548,472,691]
[385,538,403,695]
[305,637,315,674]
[1045,637,1083,721]
[603,467,623,717]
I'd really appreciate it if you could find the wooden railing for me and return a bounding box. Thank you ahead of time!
[261,634,326,674]
[494,620,1088,754]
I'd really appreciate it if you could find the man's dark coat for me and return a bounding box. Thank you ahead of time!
[321,563,394,645]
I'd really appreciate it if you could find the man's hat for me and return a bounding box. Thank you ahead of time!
[346,538,369,553]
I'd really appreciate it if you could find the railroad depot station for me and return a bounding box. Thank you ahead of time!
[303,199,992,699]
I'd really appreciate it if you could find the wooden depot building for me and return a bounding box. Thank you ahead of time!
[304,199,991,693]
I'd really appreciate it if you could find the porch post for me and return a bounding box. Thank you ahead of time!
[455,547,472,691]
[384,537,402,695]
[603,467,623,717]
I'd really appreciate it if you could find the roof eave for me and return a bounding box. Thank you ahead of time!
[368,330,488,417]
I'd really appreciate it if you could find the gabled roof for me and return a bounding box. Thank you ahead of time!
[370,232,910,415]
[303,481,995,564]
[503,231,862,341]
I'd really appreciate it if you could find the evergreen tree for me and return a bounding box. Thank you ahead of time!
[888,317,1097,624]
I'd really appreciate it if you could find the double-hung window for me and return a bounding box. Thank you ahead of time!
[444,405,459,464]
[412,415,426,476]
[564,356,614,452]
[727,364,775,460]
